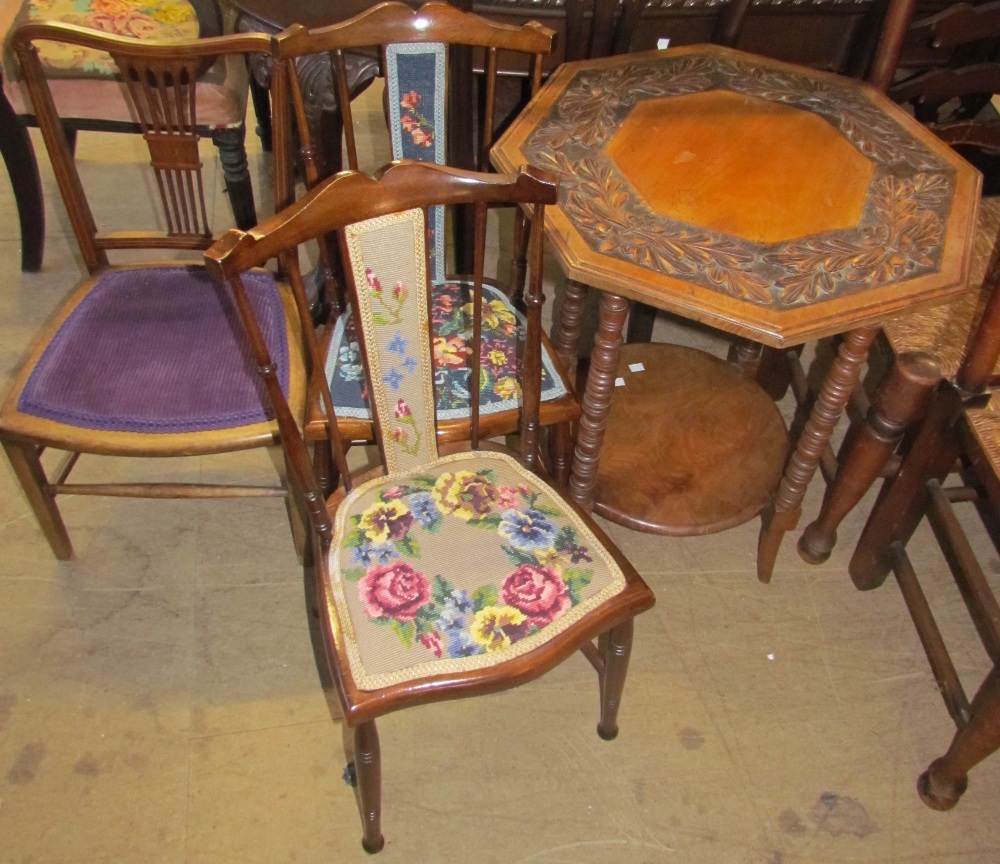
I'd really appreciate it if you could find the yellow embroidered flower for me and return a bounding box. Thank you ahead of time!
[433,470,499,521]
[462,299,516,331]
[493,377,521,401]
[151,1,197,25]
[470,605,527,651]
[358,499,413,545]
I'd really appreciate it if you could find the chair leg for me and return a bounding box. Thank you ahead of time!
[849,385,963,590]
[799,351,940,564]
[211,126,257,230]
[352,721,385,854]
[510,208,529,311]
[919,666,1000,810]
[2,439,72,560]
[547,422,573,489]
[0,89,45,272]
[249,75,273,152]
[597,617,635,741]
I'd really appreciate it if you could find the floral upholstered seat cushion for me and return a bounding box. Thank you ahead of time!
[328,450,627,690]
[327,280,568,421]
[2,0,246,124]
[17,0,200,78]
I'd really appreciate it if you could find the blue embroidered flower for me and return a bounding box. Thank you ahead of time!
[446,628,484,658]
[384,368,404,390]
[402,356,418,373]
[387,332,408,355]
[499,508,559,552]
[438,589,475,633]
[407,491,441,529]
[350,540,400,568]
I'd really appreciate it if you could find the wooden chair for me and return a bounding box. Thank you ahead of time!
[0,22,306,560]
[0,0,261,274]
[799,0,1000,565]
[842,239,1000,810]
[271,2,580,483]
[205,160,656,852]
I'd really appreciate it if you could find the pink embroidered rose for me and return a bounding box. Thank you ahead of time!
[501,564,571,628]
[401,90,421,111]
[410,127,433,148]
[359,562,430,622]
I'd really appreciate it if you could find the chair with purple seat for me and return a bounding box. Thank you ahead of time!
[0,21,307,560]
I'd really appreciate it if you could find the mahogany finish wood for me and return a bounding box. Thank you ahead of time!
[2,0,259,272]
[0,24,305,560]
[492,38,979,549]
[205,162,655,852]
[271,3,580,478]
[590,343,787,534]
[800,0,1000,566]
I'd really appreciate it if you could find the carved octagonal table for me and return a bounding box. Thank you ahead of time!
[491,44,980,580]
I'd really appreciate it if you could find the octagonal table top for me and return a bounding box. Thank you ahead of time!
[491,44,982,347]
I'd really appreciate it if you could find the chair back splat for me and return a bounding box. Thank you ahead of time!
[206,161,655,853]
[12,23,273,271]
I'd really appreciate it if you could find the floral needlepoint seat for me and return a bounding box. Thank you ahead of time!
[331,450,626,689]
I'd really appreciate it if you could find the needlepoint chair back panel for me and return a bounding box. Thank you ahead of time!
[385,41,447,280]
[342,208,438,472]
[206,161,654,854]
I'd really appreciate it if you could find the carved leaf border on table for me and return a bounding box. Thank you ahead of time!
[521,52,955,310]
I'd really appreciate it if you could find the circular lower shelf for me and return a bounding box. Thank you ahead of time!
[590,343,788,535]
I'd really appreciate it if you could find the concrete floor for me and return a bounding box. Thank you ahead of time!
[1,83,999,863]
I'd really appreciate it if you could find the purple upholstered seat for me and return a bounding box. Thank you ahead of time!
[18,266,288,433]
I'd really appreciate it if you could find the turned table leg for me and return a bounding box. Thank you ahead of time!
[757,325,879,582]
[568,290,629,510]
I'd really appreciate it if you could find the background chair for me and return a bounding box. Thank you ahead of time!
[1,0,260,273]
[798,0,1000,565]
[271,2,579,483]
[840,233,1000,810]
[0,22,304,560]
[206,159,655,853]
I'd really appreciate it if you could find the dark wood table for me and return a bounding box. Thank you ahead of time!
[492,43,980,578]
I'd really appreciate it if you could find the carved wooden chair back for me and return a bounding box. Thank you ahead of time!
[1,1,263,273]
[11,22,273,270]
[273,1,554,278]
[0,23,307,561]
[270,4,578,482]
[205,160,655,853]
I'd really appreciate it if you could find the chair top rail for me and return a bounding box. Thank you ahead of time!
[206,161,559,279]
[272,1,554,59]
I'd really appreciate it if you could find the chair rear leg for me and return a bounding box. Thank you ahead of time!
[919,666,1000,810]
[0,91,44,272]
[212,126,257,230]
[597,618,635,741]
[353,721,384,853]
[2,439,72,559]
